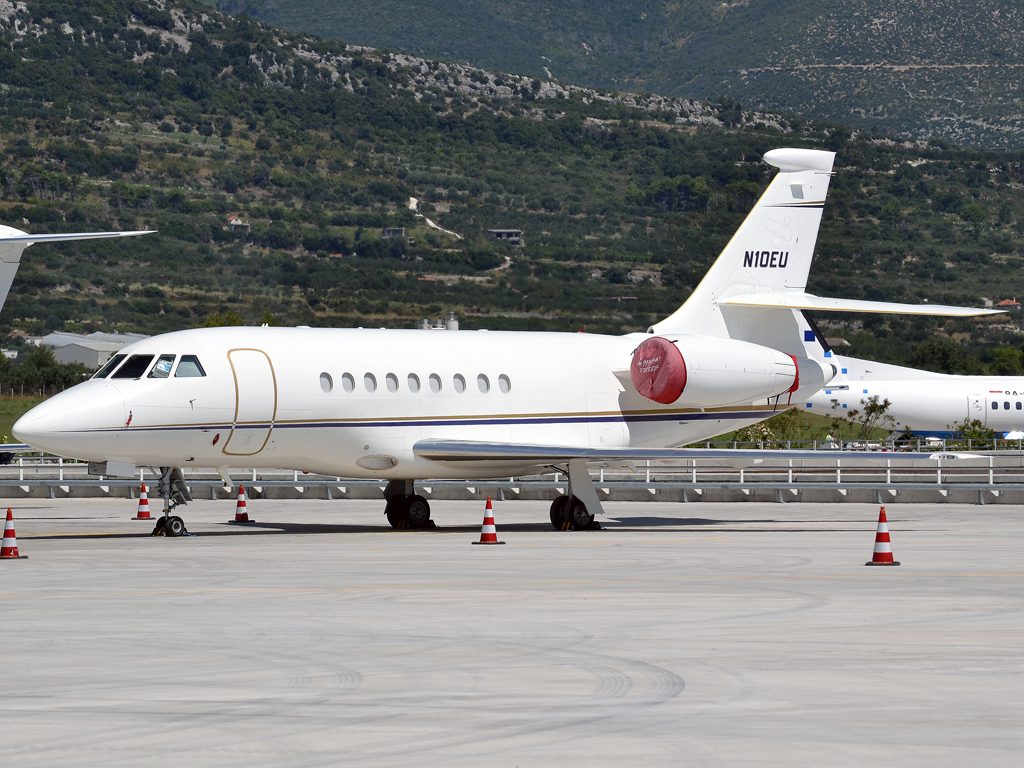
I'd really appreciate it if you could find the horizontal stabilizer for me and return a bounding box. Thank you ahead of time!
[721,292,1001,317]
[0,230,155,244]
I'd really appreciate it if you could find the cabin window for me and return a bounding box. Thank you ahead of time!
[148,355,176,379]
[364,373,377,392]
[112,354,155,380]
[1017,402,1022,411]
[341,373,355,393]
[386,373,399,393]
[408,374,421,393]
[1005,401,1011,410]
[429,374,441,393]
[175,355,206,378]
[477,374,490,394]
[453,374,466,393]
[992,402,998,410]
[498,374,511,394]
[93,354,126,379]
[320,372,333,393]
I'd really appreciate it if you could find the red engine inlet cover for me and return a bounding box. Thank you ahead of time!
[630,337,687,404]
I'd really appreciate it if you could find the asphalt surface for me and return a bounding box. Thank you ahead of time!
[1,498,1021,766]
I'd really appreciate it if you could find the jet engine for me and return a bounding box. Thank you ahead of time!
[630,335,829,407]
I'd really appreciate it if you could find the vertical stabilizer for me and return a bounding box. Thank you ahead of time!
[652,148,835,338]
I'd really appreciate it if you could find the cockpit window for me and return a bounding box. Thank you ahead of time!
[174,355,206,378]
[93,354,126,379]
[111,354,155,380]
[147,354,176,379]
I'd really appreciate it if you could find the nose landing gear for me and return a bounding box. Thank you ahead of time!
[151,467,193,537]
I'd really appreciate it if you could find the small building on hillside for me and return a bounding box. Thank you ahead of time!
[381,227,406,239]
[227,215,250,232]
[995,298,1022,308]
[487,229,522,247]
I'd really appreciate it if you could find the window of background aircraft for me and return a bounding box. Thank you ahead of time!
[386,373,399,393]
[341,372,355,392]
[453,374,466,393]
[148,354,175,379]
[364,373,377,392]
[174,355,206,377]
[498,374,511,394]
[1005,401,1011,410]
[429,374,442,393]
[408,373,421,393]
[93,354,126,379]
[112,354,154,379]
[320,372,333,393]
[1017,402,1021,411]
[992,402,998,410]
[477,374,489,393]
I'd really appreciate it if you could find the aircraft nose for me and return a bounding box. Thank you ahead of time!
[13,383,127,459]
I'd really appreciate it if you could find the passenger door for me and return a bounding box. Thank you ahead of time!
[222,349,277,456]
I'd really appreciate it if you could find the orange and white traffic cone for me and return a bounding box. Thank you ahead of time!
[133,483,152,520]
[865,506,900,566]
[1,507,27,559]
[472,497,505,545]
[229,484,253,523]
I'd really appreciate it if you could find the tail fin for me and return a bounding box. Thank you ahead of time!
[0,226,154,312]
[652,147,835,340]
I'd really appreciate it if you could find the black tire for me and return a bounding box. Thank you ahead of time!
[549,495,570,529]
[568,497,594,529]
[406,495,431,528]
[385,498,408,529]
[166,516,186,537]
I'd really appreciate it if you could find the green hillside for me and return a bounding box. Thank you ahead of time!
[2,0,1024,378]
[218,0,1024,149]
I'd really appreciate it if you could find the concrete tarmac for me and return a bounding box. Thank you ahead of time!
[0,498,1021,766]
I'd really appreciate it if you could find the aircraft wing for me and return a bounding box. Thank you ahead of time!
[720,292,1001,317]
[0,230,155,244]
[413,439,928,464]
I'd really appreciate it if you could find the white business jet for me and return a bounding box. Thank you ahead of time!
[11,148,998,535]
[803,353,1024,437]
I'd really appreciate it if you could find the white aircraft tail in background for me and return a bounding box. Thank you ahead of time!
[0,225,155,312]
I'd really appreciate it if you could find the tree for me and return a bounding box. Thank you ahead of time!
[845,395,895,439]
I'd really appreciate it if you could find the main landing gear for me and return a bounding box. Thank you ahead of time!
[549,459,605,531]
[549,495,601,530]
[151,467,193,538]
[383,480,435,529]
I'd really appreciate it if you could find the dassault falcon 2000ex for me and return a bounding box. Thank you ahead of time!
[12,148,1001,535]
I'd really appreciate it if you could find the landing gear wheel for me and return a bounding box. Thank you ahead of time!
[166,516,186,537]
[549,496,570,529]
[567,497,594,529]
[385,498,409,529]
[406,495,431,528]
